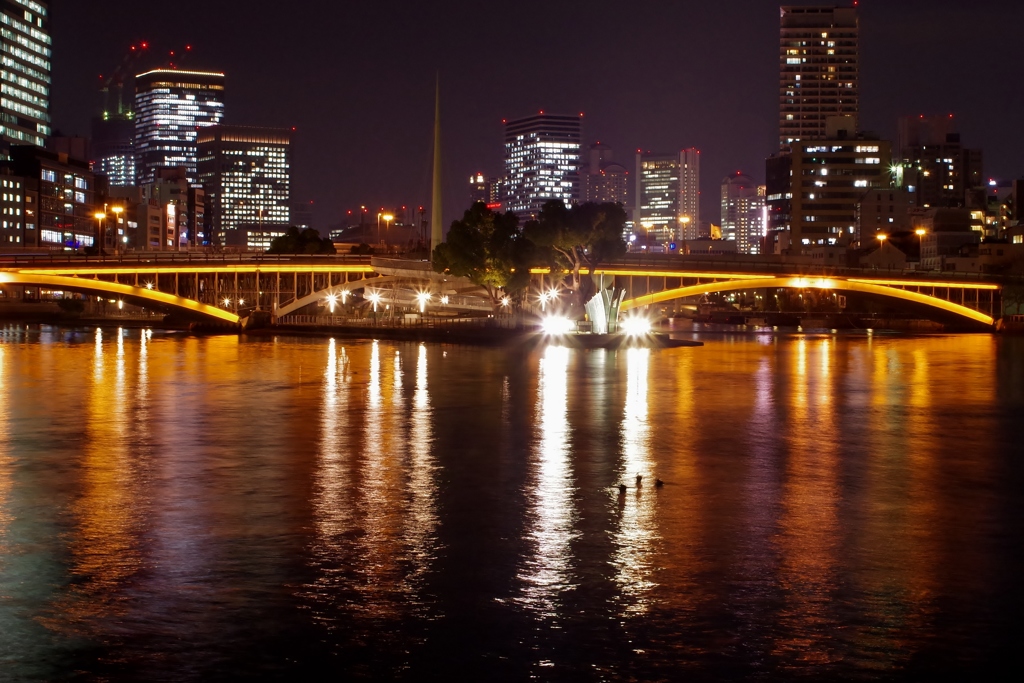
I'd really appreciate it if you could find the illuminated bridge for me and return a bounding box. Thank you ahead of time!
[0,254,1009,328]
[531,260,1006,327]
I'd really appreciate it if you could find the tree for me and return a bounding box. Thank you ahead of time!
[432,202,533,307]
[267,227,336,255]
[522,200,627,306]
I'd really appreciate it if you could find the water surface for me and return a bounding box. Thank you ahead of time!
[0,326,1021,680]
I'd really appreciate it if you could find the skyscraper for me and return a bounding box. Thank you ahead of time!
[92,116,135,186]
[720,173,764,255]
[134,68,225,186]
[895,115,983,209]
[634,151,681,245]
[1,0,51,151]
[766,125,891,253]
[632,149,700,246]
[679,148,701,241]
[779,5,858,148]
[197,125,291,247]
[581,143,630,207]
[503,113,581,219]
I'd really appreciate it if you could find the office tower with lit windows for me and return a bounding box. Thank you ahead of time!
[630,148,700,245]
[720,173,764,255]
[779,5,858,148]
[766,123,891,253]
[92,116,135,186]
[581,143,630,207]
[895,115,983,209]
[134,68,225,186]
[469,172,501,206]
[679,147,701,240]
[1,0,51,151]
[197,125,291,247]
[634,151,681,245]
[503,113,581,219]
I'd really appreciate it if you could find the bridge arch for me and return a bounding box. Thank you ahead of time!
[620,276,996,326]
[0,271,240,324]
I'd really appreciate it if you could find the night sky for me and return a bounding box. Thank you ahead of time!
[50,0,1024,230]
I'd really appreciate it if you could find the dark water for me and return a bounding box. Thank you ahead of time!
[0,325,1022,681]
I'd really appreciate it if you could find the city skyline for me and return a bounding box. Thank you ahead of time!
[41,0,1024,232]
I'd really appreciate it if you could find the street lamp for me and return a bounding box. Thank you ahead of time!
[382,213,394,251]
[415,291,431,313]
[94,211,106,254]
[111,205,125,254]
[877,233,888,244]
[367,290,382,314]
[915,228,927,265]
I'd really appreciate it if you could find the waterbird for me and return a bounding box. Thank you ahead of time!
[636,474,643,487]
[618,484,627,495]
[655,478,664,488]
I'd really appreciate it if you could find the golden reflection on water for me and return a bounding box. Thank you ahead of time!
[773,337,841,666]
[405,344,438,582]
[611,348,658,614]
[0,345,10,560]
[43,328,144,633]
[0,329,1015,676]
[308,340,439,624]
[518,345,576,615]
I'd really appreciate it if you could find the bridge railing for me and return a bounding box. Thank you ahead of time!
[599,255,1014,283]
[277,315,524,330]
[0,252,374,267]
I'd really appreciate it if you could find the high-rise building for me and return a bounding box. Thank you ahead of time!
[1,0,51,151]
[720,173,765,255]
[766,125,891,253]
[91,117,135,186]
[503,113,581,219]
[197,125,291,247]
[469,172,501,207]
[134,68,225,186]
[581,142,630,207]
[634,151,681,245]
[679,147,700,240]
[1,146,99,249]
[633,148,700,245]
[895,115,983,209]
[779,5,858,148]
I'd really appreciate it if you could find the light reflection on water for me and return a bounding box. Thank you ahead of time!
[517,344,577,616]
[0,328,1020,680]
[611,347,658,615]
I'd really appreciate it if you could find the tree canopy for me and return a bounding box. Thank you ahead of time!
[522,200,628,304]
[267,227,336,255]
[432,202,534,305]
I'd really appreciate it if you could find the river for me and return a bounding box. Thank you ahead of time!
[0,325,1021,681]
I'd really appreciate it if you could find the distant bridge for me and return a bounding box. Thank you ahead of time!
[530,261,1005,327]
[0,253,1008,327]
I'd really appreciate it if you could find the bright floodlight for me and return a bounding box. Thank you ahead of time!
[541,315,574,336]
[620,315,653,337]
[238,299,245,306]
[416,291,431,312]
[222,298,232,307]
[325,293,339,313]
[367,291,382,312]
[501,296,511,307]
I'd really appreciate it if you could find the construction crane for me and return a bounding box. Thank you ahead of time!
[98,42,149,120]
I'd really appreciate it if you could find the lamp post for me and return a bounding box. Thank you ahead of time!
[94,211,107,255]
[111,205,124,255]
[382,213,394,252]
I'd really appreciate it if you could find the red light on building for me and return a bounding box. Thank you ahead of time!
[486,202,502,210]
